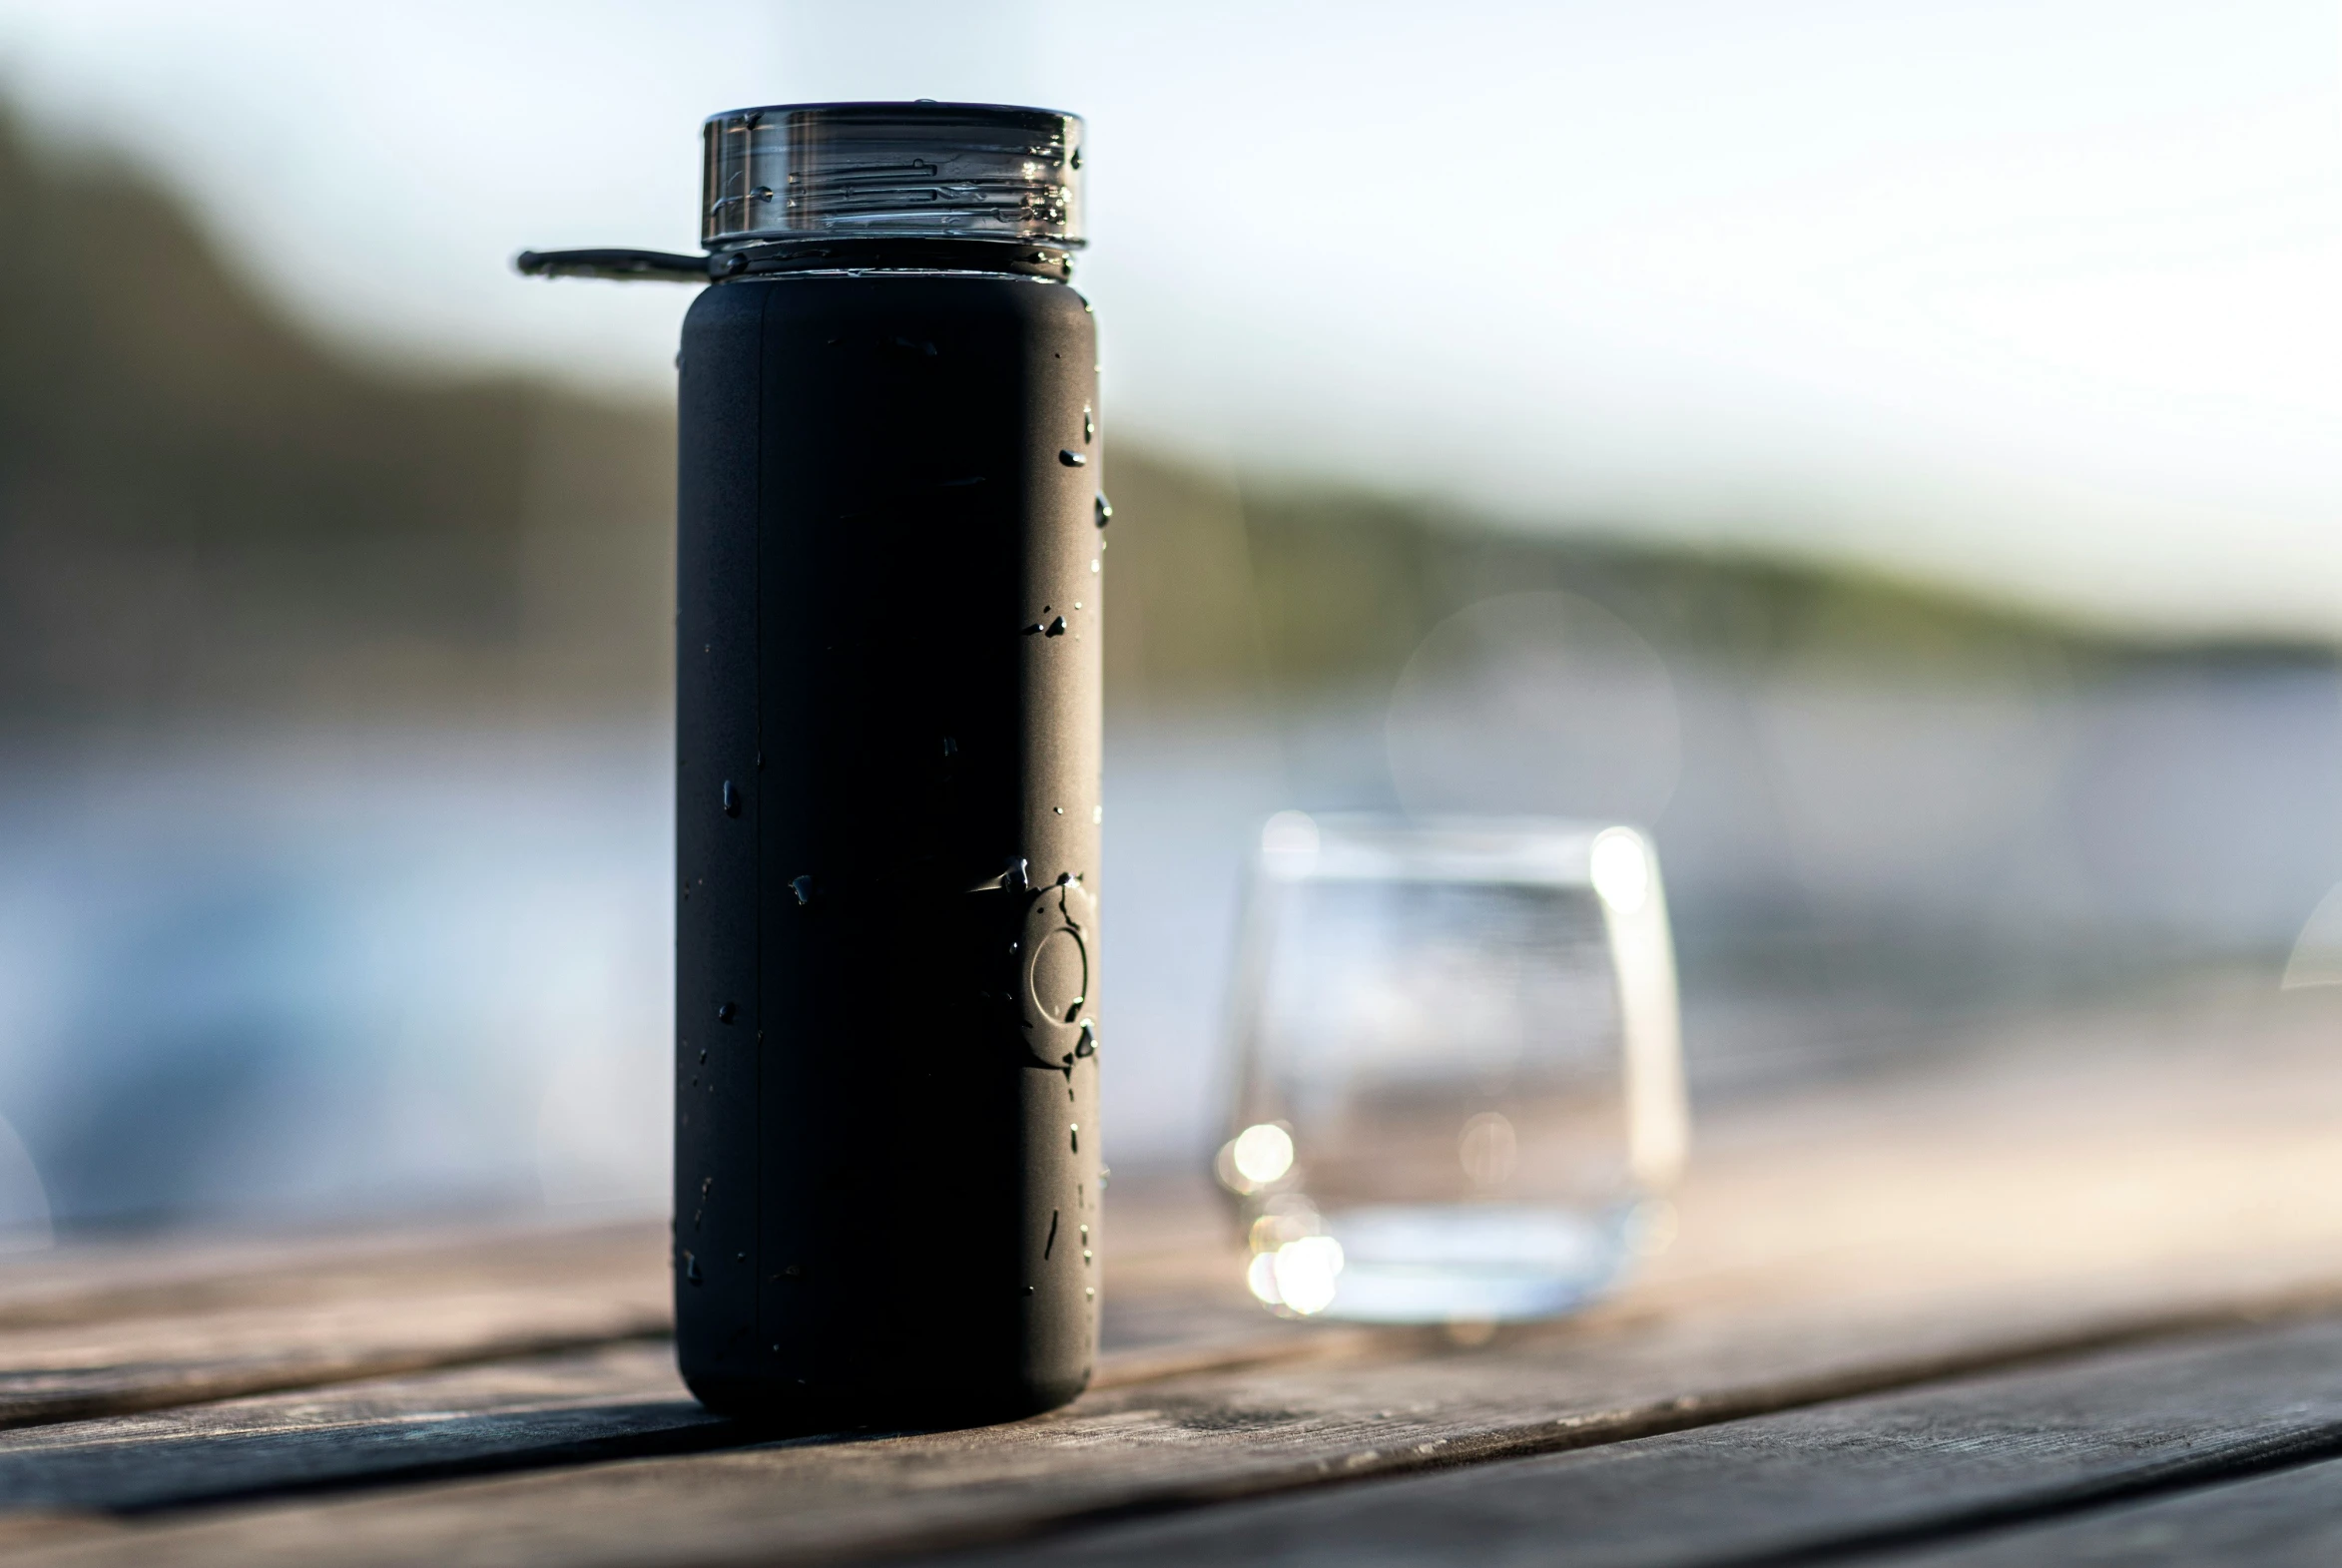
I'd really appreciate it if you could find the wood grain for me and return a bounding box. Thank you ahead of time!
[1874,1454,2342,1567]
[0,1265,669,1429]
[0,1221,668,1334]
[13,1270,2342,1568]
[919,1314,2342,1566]
[0,1185,1318,1433]
[0,1342,717,1516]
[0,1218,671,1428]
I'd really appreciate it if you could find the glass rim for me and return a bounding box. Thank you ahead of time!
[1253,813,1653,887]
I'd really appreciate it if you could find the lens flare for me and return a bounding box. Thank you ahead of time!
[1271,1235,1345,1315]
[1261,810,1322,856]
[1231,1123,1296,1186]
[1588,827,1650,914]
[1246,1251,1284,1306]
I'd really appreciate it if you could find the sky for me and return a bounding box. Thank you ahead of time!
[1,0,2338,638]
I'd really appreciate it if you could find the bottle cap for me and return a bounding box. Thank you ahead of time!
[702,101,1084,252]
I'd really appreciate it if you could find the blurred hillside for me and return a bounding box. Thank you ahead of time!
[1106,451,2159,714]
[0,112,673,725]
[0,109,2321,733]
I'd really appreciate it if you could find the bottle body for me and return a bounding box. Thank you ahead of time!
[674,272,1103,1424]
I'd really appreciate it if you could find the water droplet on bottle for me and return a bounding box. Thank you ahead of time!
[683,1252,703,1285]
[1053,805,1064,815]
[1058,449,1086,467]
[1083,407,1095,443]
[1002,857,1029,893]
[1045,617,1067,636]
[717,1001,737,1023]
[722,781,743,817]
[1075,1021,1097,1058]
[1094,494,1113,528]
[1069,1123,1080,1153]
[792,874,816,905]
[941,737,957,757]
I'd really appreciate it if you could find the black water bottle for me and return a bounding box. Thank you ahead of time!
[523,101,1104,1425]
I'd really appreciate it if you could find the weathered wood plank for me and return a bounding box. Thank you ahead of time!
[1632,990,2342,1325]
[1867,1448,2342,1566]
[0,1219,669,1429]
[0,1182,1320,1432]
[0,1314,1330,1526]
[14,1281,2342,1568]
[0,1221,669,1334]
[0,1342,717,1516]
[915,1315,2342,1567]
[0,1283,666,1430]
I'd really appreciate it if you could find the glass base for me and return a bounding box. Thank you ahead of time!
[1311,1203,1633,1323]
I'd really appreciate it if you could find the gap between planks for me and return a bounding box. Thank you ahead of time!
[1871,1445,2342,1567]
[923,1313,2342,1568]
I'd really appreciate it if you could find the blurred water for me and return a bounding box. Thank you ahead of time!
[0,726,672,1234]
[1105,650,2342,1154]
[0,649,2336,1234]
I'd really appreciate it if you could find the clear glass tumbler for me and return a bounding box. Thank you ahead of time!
[1216,814,1687,1322]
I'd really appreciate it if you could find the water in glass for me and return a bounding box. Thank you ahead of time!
[1218,815,1687,1323]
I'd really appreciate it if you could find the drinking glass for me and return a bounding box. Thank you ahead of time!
[1216,814,1687,1322]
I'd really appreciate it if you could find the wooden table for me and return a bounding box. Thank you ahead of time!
[6,984,2342,1565]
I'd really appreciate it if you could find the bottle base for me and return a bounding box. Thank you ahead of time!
[683,1367,1091,1432]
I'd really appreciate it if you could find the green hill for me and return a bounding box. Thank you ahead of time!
[0,109,671,725]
